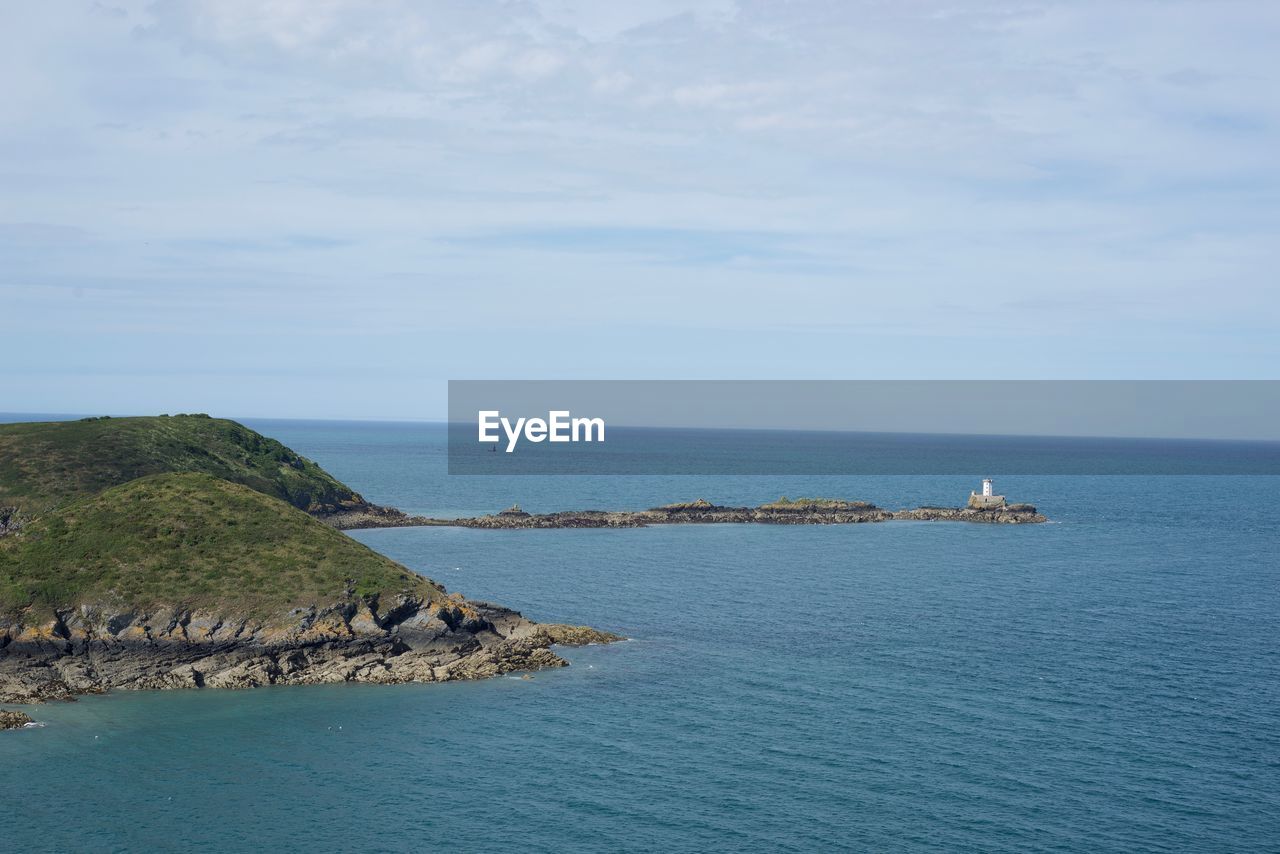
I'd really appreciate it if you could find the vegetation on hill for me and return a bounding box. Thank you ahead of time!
[759,496,876,510]
[0,415,365,517]
[0,472,440,618]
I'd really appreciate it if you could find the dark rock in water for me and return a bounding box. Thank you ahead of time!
[535,624,627,645]
[890,505,1046,524]
[1,709,33,730]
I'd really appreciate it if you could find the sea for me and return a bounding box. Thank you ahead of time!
[2,417,1278,852]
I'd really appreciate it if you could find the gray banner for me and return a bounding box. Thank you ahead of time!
[447,380,1280,475]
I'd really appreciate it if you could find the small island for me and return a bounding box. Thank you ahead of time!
[412,490,1046,529]
[320,485,1048,531]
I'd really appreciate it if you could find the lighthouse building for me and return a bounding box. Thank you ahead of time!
[967,477,1007,510]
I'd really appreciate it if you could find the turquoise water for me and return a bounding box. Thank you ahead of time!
[3,420,1278,852]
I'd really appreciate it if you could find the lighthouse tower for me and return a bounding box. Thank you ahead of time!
[968,477,1006,510]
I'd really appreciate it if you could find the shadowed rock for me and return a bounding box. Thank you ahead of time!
[0,596,624,703]
[1,708,34,729]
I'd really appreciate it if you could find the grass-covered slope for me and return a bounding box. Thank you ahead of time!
[0,472,440,618]
[0,414,365,516]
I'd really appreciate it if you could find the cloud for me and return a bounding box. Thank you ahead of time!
[1,0,1278,416]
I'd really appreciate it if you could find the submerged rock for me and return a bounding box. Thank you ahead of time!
[1,709,33,730]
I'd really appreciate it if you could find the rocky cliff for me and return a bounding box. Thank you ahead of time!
[0,594,621,704]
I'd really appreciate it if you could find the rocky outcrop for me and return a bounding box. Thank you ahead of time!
[454,510,651,529]
[0,506,27,537]
[434,499,1046,529]
[891,504,1047,524]
[313,503,441,530]
[1,709,33,730]
[0,595,623,704]
[533,624,627,645]
[646,500,895,525]
[319,496,1047,531]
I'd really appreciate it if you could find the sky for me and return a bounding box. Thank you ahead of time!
[1,1,1278,420]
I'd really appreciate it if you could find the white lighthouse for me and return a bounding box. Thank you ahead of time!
[968,477,1006,510]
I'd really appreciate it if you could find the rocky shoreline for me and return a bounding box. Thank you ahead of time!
[0,594,623,704]
[326,498,1047,530]
[315,503,441,530]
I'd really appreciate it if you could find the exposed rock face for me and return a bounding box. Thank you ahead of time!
[650,500,895,525]
[314,503,439,530]
[533,624,626,645]
[891,505,1046,524]
[1,709,33,730]
[0,595,622,704]
[455,510,651,529]
[0,506,26,537]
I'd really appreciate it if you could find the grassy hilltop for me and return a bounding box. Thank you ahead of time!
[0,473,439,618]
[0,414,364,517]
[0,416,433,621]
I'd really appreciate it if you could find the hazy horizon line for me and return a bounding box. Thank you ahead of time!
[4,411,1279,445]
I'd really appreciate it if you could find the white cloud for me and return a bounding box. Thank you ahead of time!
[1,0,1278,416]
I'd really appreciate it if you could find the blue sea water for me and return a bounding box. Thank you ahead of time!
[2,419,1278,852]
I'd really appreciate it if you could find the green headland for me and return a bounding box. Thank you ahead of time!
[0,415,618,704]
[0,472,440,620]
[0,414,364,517]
